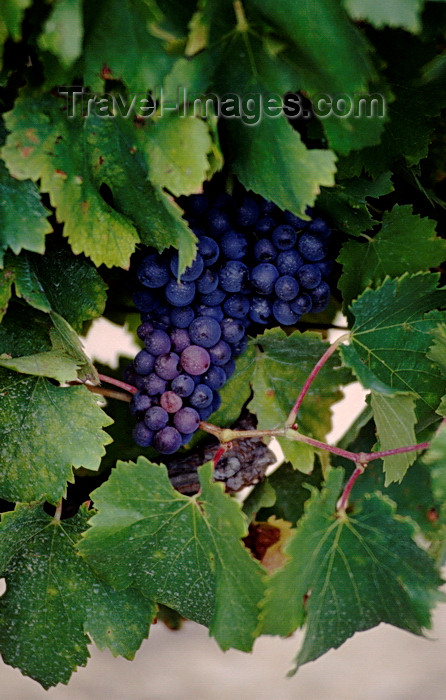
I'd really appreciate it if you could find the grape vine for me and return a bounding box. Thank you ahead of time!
[0,0,445,692]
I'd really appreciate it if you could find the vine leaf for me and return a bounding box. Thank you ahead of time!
[0,505,155,689]
[0,370,112,502]
[79,459,265,652]
[369,391,418,485]
[423,422,446,563]
[341,273,446,428]
[0,160,52,266]
[343,0,423,32]
[260,468,443,673]
[0,0,32,49]
[2,91,197,270]
[338,205,446,310]
[37,0,83,67]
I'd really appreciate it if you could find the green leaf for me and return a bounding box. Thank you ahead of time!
[79,459,265,652]
[0,160,52,266]
[0,266,13,321]
[5,244,107,331]
[338,205,446,309]
[0,505,154,688]
[342,273,446,427]
[428,324,446,376]
[423,425,446,554]
[0,349,79,382]
[343,0,423,32]
[139,115,214,196]
[38,0,83,67]
[369,391,418,485]
[317,172,394,238]
[260,468,443,671]
[83,0,176,93]
[0,371,112,501]
[2,91,196,269]
[0,0,31,43]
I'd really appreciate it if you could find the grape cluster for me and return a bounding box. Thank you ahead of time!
[126,187,333,454]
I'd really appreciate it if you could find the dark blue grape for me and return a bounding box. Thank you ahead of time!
[223,294,250,319]
[142,373,167,396]
[290,293,312,315]
[203,364,226,390]
[297,264,322,290]
[251,263,279,295]
[254,238,277,263]
[307,217,331,239]
[144,406,169,430]
[198,236,220,266]
[219,261,250,293]
[212,391,222,412]
[198,405,213,421]
[130,391,152,416]
[274,275,299,301]
[174,407,201,434]
[144,329,171,356]
[235,197,259,227]
[259,199,278,216]
[132,422,154,447]
[170,306,195,329]
[316,258,333,277]
[220,317,245,344]
[180,432,195,445]
[137,254,170,288]
[181,345,211,375]
[136,321,154,340]
[195,304,224,322]
[255,216,276,235]
[206,208,231,235]
[154,426,182,454]
[298,232,326,262]
[284,210,307,229]
[165,279,196,307]
[249,296,272,325]
[222,358,236,379]
[272,225,297,250]
[310,281,331,312]
[276,249,303,276]
[272,300,300,326]
[189,316,222,348]
[220,230,248,260]
[200,288,226,306]
[170,252,204,281]
[190,383,213,408]
[208,340,232,366]
[134,349,155,375]
[154,352,181,381]
[231,335,248,356]
[196,268,219,294]
[171,374,195,397]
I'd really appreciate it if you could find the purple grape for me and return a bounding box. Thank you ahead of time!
[165,279,196,306]
[170,328,191,353]
[180,345,211,375]
[290,293,312,315]
[154,426,182,454]
[190,383,213,408]
[136,321,155,340]
[171,374,195,397]
[189,316,222,348]
[273,300,300,326]
[220,317,245,343]
[297,264,322,290]
[196,268,219,294]
[220,230,248,260]
[134,349,155,375]
[144,406,169,430]
[298,233,326,262]
[144,329,171,355]
[208,340,232,366]
[255,217,276,235]
[223,294,250,319]
[130,391,152,416]
[170,306,195,329]
[276,249,303,276]
[154,352,181,381]
[133,422,154,447]
[142,373,168,396]
[203,364,227,390]
[173,407,201,434]
[195,304,224,322]
[160,391,183,413]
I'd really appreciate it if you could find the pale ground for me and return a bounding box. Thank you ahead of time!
[1,319,445,699]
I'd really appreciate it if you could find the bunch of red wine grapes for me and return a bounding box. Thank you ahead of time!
[125,187,333,454]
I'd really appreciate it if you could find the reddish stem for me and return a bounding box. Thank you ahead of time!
[98,373,138,395]
[285,333,349,427]
[363,441,430,462]
[213,443,232,468]
[337,465,365,513]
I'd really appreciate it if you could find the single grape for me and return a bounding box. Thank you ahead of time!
[170,252,204,281]
[274,275,299,301]
[137,254,170,288]
[134,349,155,375]
[272,300,300,326]
[142,373,168,396]
[133,290,159,313]
[251,263,279,295]
[130,391,152,416]
[144,329,171,355]
[276,249,303,276]
[190,383,213,408]
[189,316,222,348]
[235,196,259,227]
[198,404,213,421]
[171,373,195,397]
[202,364,227,390]
[272,225,297,250]
[170,306,195,329]
[195,304,224,322]
[144,405,169,430]
[196,268,219,294]
[297,263,322,290]
[255,216,276,235]
[154,426,182,454]
[254,238,277,263]
[208,340,232,366]
[307,217,331,239]
[219,260,250,293]
[132,422,154,447]
[220,230,248,260]
[310,281,331,312]
[165,279,196,306]
[298,232,326,262]
[180,345,211,375]
[283,210,307,229]
[206,208,231,235]
[316,258,333,277]
[249,296,272,325]
[290,293,312,315]
[180,432,195,445]
[198,236,220,266]
[220,317,245,344]
[200,288,226,306]
[160,391,183,413]
[155,352,181,381]
[222,358,236,379]
[223,294,250,319]
[136,321,154,340]
[173,407,201,434]
[170,328,191,353]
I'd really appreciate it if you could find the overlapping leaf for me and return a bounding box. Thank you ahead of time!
[341,273,446,428]
[343,0,423,32]
[370,391,418,485]
[79,459,265,652]
[260,468,443,672]
[338,205,446,309]
[38,0,83,67]
[0,505,155,688]
[2,91,197,269]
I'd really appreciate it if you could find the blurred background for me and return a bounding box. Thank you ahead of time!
[1,318,444,700]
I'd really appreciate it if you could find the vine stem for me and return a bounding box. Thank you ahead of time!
[285,332,350,428]
[53,500,63,522]
[337,465,365,513]
[97,373,138,395]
